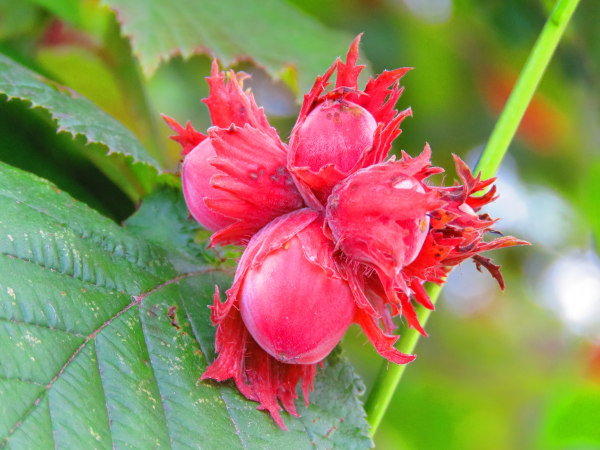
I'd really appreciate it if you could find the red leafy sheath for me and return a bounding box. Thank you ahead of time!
[288,34,413,207]
[202,210,321,428]
[207,124,303,246]
[165,35,529,429]
[165,61,304,246]
[328,147,528,339]
[162,114,206,157]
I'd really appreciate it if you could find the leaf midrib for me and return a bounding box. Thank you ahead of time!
[1,269,215,448]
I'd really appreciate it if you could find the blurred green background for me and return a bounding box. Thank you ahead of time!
[1,0,599,448]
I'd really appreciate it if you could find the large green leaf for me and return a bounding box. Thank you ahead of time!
[101,0,354,96]
[0,52,163,172]
[0,163,372,448]
[0,98,136,222]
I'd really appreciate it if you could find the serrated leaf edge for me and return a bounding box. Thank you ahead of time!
[0,54,164,174]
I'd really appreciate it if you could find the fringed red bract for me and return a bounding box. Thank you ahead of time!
[163,34,528,428]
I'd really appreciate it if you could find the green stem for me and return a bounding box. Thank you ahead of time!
[364,283,441,434]
[365,0,580,437]
[476,0,580,180]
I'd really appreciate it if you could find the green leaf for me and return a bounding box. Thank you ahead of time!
[0,98,136,222]
[125,187,202,255]
[0,52,163,172]
[0,164,372,448]
[101,0,354,97]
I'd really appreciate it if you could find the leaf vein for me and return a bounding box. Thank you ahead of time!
[0,390,49,446]
[136,304,173,447]
[0,375,45,386]
[0,316,85,338]
[180,299,248,449]
[0,190,167,275]
[1,270,213,445]
[0,252,124,293]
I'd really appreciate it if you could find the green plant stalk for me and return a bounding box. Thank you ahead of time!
[364,0,580,437]
[476,0,580,180]
[364,283,441,434]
